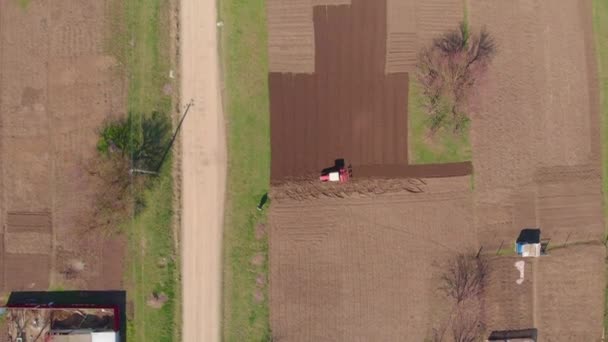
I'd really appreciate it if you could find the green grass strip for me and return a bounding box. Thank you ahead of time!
[219,0,271,341]
[107,0,177,340]
[127,161,178,342]
[592,0,608,331]
[408,78,472,164]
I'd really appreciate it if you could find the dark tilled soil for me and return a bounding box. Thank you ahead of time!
[269,0,471,181]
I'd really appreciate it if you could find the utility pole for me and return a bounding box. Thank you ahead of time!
[155,99,194,172]
[129,99,194,176]
[129,168,159,176]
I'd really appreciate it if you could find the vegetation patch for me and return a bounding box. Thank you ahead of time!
[219,0,271,340]
[105,0,178,340]
[432,253,488,341]
[409,78,472,164]
[410,21,495,164]
[97,111,171,172]
[594,0,608,330]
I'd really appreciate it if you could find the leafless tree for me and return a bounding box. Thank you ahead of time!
[441,254,488,304]
[83,154,136,233]
[450,305,485,342]
[430,297,486,342]
[417,23,496,133]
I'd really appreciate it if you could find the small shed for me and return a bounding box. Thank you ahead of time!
[516,229,541,258]
[487,328,537,341]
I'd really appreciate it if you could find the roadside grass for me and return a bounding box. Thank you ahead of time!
[108,0,178,340]
[409,4,472,165]
[595,0,608,217]
[219,0,271,341]
[127,161,177,342]
[408,78,472,164]
[593,0,608,330]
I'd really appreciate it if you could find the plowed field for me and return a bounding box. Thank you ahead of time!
[386,0,463,73]
[268,0,605,340]
[269,0,472,181]
[471,0,604,337]
[0,0,125,291]
[270,176,475,340]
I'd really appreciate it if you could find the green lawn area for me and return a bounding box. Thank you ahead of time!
[408,78,472,164]
[127,161,178,342]
[108,0,179,340]
[593,0,608,330]
[595,0,608,217]
[219,0,271,341]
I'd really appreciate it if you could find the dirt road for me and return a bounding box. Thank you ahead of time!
[179,0,226,340]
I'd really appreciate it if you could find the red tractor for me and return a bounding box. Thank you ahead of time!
[319,160,352,183]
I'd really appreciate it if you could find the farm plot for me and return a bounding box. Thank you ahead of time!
[268,0,605,339]
[269,176,475,341]
[269,0,472,181]
[0,0,125,291]
[385,0,463,73]
[470,0,603,249]
[469,0,599,192]
[469,0,605,338]
[482,256,535,333]
[536,243,605,341]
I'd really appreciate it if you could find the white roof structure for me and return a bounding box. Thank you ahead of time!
[521,243,541,258]
[328,172,340,182]
[51,332,118,342]
[92,332,118,342]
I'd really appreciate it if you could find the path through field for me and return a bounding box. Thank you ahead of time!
[180,0,226,340]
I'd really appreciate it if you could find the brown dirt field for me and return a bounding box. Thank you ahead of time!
[386,0,463,73]
[6,212,52,233]
[470,0,600,191]
[267,0,315,73]
[270,176,475,340]
[269,0,472,181]
[3,253,51,290]
[5,232,52,255]
[267,0,354,74]
[537,244,605,341]
[483,257,535,332]
[470,0,604,337]
[269,0,605,339]
[0,0,126,292]
[470,0,603,258]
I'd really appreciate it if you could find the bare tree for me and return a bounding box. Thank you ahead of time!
[417,23,496,133]
[83,154,135,233]
[441,254,488,304]
[451,305,485,342]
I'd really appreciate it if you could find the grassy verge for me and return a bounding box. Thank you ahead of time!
[219,0,271,341]
[108,0,178,340]
[595,0,608,217]
[127,161,177,342]
[408,78,472,164]
[409,3,472,165]
[594,0,608,330]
